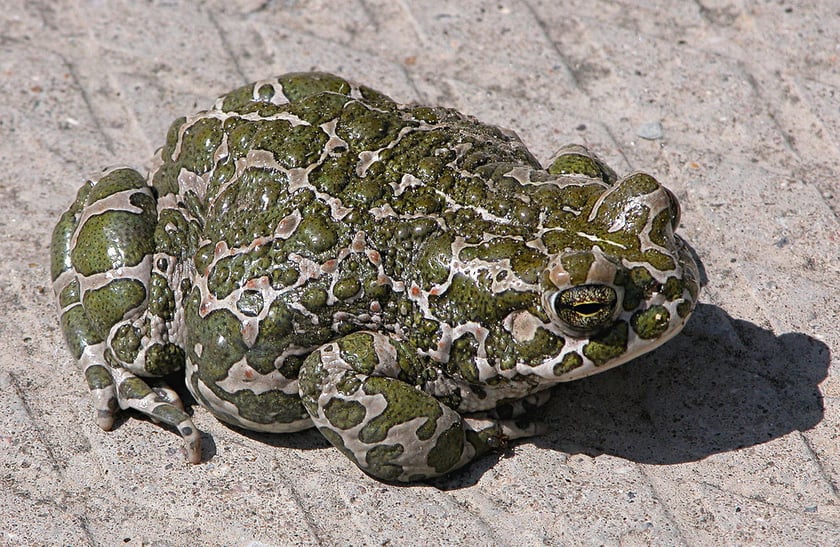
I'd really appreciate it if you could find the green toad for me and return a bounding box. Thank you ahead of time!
[51,72,699,481]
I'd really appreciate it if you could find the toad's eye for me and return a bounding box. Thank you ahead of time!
[553,285,618,334]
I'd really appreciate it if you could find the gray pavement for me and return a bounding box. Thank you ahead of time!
[1,1,838,545]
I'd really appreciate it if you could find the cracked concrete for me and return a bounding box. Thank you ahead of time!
[1,0,838,545]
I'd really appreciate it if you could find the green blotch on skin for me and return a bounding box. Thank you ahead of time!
[358,85,396,109]
[227,389,310,425]
[58,278,81,309]
[157,116,187,178]
[365,444,405,481]
[662,277,684,301]
[51,203,84,281]
[465,423,504,458]
[547,148,617,184]
[583,321,628,366]
[301,286,328,311]
[221,85,261,112]
[83,278,147,337]
[148,272,176,321]
[649,208,674,248]
[270,267,300,289]
[223,117,261,158]
[248,300,307,377]
[118,376,154,400]
[60,305,101,359]
[310,153,355,195]
[279,72,351,102]
[561,252,595,286]
[392,186,443,215]
[292,214,338,254]
[514,327,565,366]
[298,349,325,416]
[429,273,537,327]
[415,234,454,286]
[237,290,264,317]
[360,376,442,443]
[553,352,583,376]
[510,248,547,285]
[208,251,273,300]
[194,244,214,275]
[415,156,444,183]
[84,364,114,391]
[185,292,247,382]
[254,122,329,169]
[111,324,141,364]
[617,266,659,311]
[87,168,147,203]
[449,335,480,382]
[150,404,190,427]
[336,374,364,397]
[145,343,185,376]
[207,256,235,299]
[70,195,156,277]
[333,277,362,300]
[642,250,676,272]
[336,100,404,151]
[154,208,196,259]
[677,300,693,318]
[620,172,661,195]
[288,92,350,126]
[631,305,671,339]
[426,422,465,474]
[323,398,367,430]
[337,332,380,375]
[177,117,224,175]
[342,174,385,206]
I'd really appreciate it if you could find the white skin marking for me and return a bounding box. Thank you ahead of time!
[319,118,348,151]
[575,230,628,250]
[503,310,543,342]
[390,173,423,196]
[250,79,287,106]
[275,209,302,239]
[216,357,299,396]
[368,202,397,219]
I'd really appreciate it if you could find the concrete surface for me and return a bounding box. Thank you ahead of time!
[1,0,838,545]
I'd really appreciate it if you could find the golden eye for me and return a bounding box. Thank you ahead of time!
[553,285,618,333]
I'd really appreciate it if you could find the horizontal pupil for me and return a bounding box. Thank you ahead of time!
[571,302,607,316]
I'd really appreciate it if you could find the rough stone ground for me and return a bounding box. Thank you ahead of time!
[1,1,838,545]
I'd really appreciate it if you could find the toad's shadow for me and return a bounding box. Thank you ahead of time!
[525,303,829,464]
[433,303,830,488]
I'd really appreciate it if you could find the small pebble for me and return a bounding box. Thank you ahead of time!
[637,121,664,140]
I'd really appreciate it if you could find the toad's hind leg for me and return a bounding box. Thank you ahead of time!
[298,331,537,482]
[51,167,200,463]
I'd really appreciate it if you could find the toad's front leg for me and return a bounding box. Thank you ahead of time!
[50,167,201,463]
[298,331,538,482]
